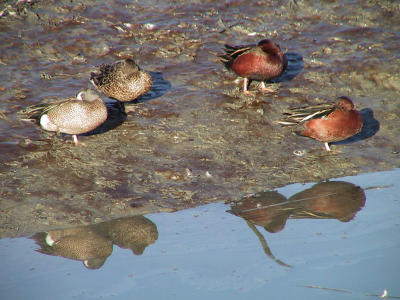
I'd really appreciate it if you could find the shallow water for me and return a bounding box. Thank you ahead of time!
[1,169,399,299]
[1,0,400,244]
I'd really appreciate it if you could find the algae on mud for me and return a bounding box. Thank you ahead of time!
[0,0,399,238]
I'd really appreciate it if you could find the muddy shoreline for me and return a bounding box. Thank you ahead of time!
[1,0,399,238]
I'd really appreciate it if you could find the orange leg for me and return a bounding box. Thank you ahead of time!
[259,81,275,93]
[324,142,331,151]
[243,78,254,96]
[73,135,79,145]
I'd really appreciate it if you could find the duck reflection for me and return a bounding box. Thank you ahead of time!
[36,228,113,269]
[96,216,158,255]
[32,215,158,269]
[228,181,366,267]
[230,191,291,234]
[289,181,366,222]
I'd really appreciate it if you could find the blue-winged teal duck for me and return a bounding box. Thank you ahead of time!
[23,89,108,145]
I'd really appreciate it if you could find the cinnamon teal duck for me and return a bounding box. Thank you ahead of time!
[278,96,363,151]
[219,39,287,96]
[90,58,152,110]
[23,89,108,145]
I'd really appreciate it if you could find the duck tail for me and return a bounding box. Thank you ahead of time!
[18,103,51,121]
[218,54,233,69]
[277,103,335,126]
[218,44,251,69]
[90,71,100,86]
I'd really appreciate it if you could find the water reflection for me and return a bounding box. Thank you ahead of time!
[31,215,158,269]
[229,191,290,234]
[289,181,366,222]
[228,181,366,266]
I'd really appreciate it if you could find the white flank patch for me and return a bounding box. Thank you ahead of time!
[40,114,51,129]
[77,91,84,100]
[45,233,55,246]
[144,23,156,30]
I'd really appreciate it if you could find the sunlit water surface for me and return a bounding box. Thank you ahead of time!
[1,169,399,300]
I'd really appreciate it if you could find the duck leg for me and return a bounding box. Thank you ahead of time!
[117,101,126,114]
[259,81,275,93]
[242,78,254,96]
[73,135,79,145]
[324,142,331,152]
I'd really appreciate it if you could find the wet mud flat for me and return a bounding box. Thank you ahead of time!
[0,0,399,238]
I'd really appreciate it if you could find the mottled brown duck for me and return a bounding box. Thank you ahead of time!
[23,89,107,145]
[90,58,152,110]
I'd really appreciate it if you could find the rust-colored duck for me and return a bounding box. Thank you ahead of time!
[219,39,287,96]
[90,58,152,110]
[278,96,363,151]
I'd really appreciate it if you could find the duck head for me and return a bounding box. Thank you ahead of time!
[336,96,355,111]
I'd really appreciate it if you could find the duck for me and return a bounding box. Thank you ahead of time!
[22,89,108,145]
[278,96,363,151]
[219,39,288,96]
[90,58,152,110]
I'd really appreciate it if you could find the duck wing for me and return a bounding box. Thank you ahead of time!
[19,101,67,121]
[278,103,335,126]
[219,43,255,69]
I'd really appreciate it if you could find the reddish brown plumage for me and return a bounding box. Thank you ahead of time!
[279,96,363,151]
[300,97,363,144]
[219,39,287,95]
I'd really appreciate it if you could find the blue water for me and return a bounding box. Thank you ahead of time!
[1,169,399,300]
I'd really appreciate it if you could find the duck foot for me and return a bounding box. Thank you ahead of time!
[324,142,331,152]
[72,135,86,146]
[243,90,255,96]
[259,81,275,93]
[242,78,255,96]
[72,135,79,145]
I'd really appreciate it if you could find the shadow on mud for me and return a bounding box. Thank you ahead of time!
[129,71,171,104]
[271,52,304,83]
[82,101,127,136]
[333,108,380,146]
[84,71,171,136]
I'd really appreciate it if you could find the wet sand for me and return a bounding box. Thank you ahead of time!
[0,0,399,238]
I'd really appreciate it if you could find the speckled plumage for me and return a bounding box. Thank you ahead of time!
[23,89,107,145]
[278,96,363,151]
[97,216,158,255]
[219,39,287,95]
[90,58,152,104]
[45,229,113,269]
